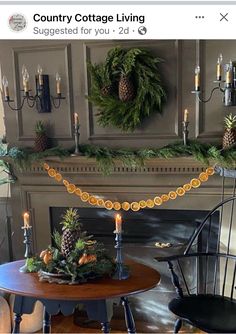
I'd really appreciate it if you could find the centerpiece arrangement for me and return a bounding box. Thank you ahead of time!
[26,208,115,284]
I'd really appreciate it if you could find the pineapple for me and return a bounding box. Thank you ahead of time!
[223,113,236,149]
[61,208,81,257]
[34,121,48,152]
[118,74,135,102]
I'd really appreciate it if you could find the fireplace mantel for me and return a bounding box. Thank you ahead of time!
[19,156,206,176]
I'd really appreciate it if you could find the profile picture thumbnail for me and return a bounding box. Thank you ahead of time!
[8,14,27,32]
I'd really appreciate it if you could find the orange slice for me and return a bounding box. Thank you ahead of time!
[55,173,62,182]
[113,202,121,211]
[43,163,50,170]
[97,198,105,207]
[89,196,98,205]
[154,196,163,206]
[139,200,147,208]
[199,172,208,182]
[176,187,185,196]
[75,188,82,196]
[190,178,201,188]
[161,194,169,202]
[81,192,89,202]
[206,167,215,176]
[48,168,56,177]
[146,199,155,208]
[104,200,113,210]
[67,184,76,193]
[169,191,177,200]
[63,179,69,187]
[183,183,191,191]
[122,202,130,211]
[131,202,140,211]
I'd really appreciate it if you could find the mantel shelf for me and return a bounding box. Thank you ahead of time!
[7,155,208,176]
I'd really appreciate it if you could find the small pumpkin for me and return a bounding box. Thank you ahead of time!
[87,254,97,263]
[78,253,97,265]
[43,251,52,264]
[78,253,88,265]
[39,250,47,259]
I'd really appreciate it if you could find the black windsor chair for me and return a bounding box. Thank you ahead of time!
[156,167,236,333]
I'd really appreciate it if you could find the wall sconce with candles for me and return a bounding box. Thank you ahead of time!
[1,64,65,113]
[192,54,236,107]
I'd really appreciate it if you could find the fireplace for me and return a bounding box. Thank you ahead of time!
[9,156,226,330]
[50,207,219,329]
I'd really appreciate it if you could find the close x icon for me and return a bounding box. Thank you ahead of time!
[220,13,229,21]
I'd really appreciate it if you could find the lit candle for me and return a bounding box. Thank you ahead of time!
[56,72,61,95]
[216,54,223,81]
[184,109,189,123]
[37,64,43,86]
[74,113,79,126]
[226,61,233,85]
[22,65,30,93]
[2,76,9,99]
[195,66,200,91]
[115,214,122,233]
[23,212,30,229]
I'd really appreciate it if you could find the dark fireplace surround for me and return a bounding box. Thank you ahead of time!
[9,156,226,329]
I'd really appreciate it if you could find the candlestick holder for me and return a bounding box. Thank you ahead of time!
[71,124,82,156]
[182,121,189,146]
[112,231,129,280]
[19,227,33,273]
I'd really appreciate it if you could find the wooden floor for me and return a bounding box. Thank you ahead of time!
[51,314,145,333]
[49,314,203,333]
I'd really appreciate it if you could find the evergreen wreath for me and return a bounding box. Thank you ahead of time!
[88,47,166,132]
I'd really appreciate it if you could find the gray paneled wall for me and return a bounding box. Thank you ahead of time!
[0,40,232,149]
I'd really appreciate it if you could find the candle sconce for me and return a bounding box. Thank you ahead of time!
[2,66,65,113]
[191,80,236,107]
[192,59,236,107]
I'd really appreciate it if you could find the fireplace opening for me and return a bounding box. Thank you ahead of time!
[49,207,219,331]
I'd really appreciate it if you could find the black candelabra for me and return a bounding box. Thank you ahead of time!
[191,80,236,106]
[2,66,65,113]
[3,75,65,113]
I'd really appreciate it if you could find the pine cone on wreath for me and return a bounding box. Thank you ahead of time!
[101,84,113,97]
[118,74,135,102]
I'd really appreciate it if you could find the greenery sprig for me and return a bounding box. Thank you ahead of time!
[88,47,166,132]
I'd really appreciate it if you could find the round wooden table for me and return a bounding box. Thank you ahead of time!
[0,260,160,334]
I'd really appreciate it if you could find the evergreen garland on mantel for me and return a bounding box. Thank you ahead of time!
[0,141,236,176]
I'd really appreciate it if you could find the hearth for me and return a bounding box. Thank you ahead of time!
[50,207,219,329]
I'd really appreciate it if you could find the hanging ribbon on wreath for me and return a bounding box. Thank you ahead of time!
[43,162,215,212]
[87,47,166,132]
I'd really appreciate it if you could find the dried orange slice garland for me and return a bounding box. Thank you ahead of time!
[44,163,215,212]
